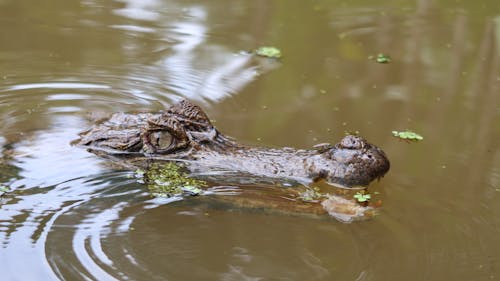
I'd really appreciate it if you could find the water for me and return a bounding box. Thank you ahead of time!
[1,0,499,280]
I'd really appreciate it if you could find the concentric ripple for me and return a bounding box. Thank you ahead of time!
[0,1,280,278]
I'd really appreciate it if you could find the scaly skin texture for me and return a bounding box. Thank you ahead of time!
[76,100,390,187]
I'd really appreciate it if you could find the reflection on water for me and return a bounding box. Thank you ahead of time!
[2,82,110,91]
[0,0,499,280]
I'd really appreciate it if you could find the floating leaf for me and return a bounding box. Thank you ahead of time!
[353,192,371,202]
[392,130,424,141]
[374,53,391,63]
[255,46,282,58]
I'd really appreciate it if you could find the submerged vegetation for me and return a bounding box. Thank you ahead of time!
[134,163,207,197]
[298,186,324,202]
[299,185,379,210]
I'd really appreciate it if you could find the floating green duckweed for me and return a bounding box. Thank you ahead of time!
[392,130,424,141]
[376,54,391,63]
[353,191,371,202]
[136,163,206,197]
[255,46,282,58]
[369,53,391,63]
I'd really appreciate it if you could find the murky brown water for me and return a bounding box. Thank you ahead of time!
[1,0,499,280]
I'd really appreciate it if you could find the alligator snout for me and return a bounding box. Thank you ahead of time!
[325,135,390,188]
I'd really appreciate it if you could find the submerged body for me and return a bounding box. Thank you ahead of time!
[75,100,390,188]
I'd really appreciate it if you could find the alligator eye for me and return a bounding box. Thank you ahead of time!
[149,131,173,150]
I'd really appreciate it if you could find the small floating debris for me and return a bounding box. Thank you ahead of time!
[353,191,371,203]
[344,130,360,136]
[392,130,424,142]
[369,53,391,64]
[353,191,372,207]
[255,46,282,59]
[0,185,10,196]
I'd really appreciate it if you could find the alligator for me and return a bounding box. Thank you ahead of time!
[74,100,390,222]
[75,99,389,188]
[75,99,390,188]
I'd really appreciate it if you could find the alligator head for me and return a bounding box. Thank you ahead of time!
[76,100,390,188]
[308,135,390,188]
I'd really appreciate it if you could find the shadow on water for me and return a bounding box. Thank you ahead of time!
[0,0,499,280]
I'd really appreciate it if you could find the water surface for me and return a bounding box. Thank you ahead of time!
[0,0,499,280]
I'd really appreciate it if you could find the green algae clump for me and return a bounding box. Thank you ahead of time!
[255,46,282,59]
[136,163,206,197]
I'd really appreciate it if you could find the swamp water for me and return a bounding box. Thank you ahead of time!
[0,1,499,280]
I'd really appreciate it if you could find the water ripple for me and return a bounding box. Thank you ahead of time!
[2,82,110,92]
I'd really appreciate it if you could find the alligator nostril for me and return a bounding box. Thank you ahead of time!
[339,135,365,149]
